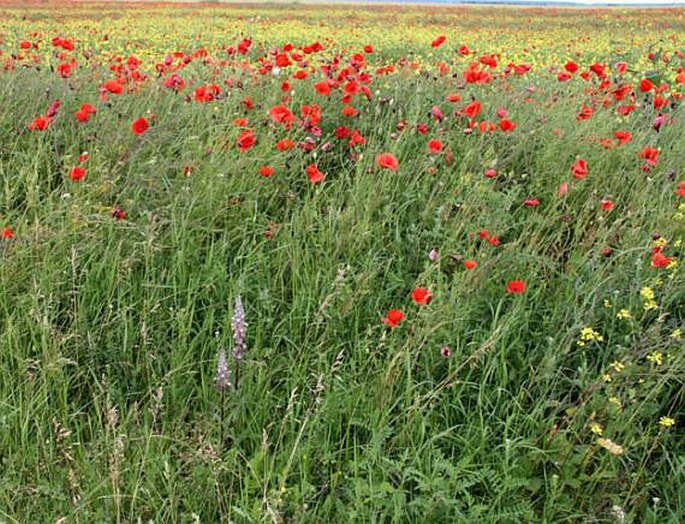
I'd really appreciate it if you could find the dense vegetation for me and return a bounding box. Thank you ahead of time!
[0,3,683,522]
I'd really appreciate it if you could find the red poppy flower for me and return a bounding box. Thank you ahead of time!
[464,259,477,270]
[639,78,654,92]
[590,62,605,76]
[577,104,593,121]
[484,168,497,179]
[241,96,254,111]
[571,158,588,179]
[463,100,482,119]
[523,199,540,206]
[382,309,404,328]
[411,287,432,305]
[306,164,325,184]
[269,105,295,126]
[258,165,274,178]
[376,153,399,171]
[75,103,97,122]
[69,166,86,181]
[506,280,526,294]
[57,62,72,78]
[427,139,443,155]
[236,129,256,152]
[499,119,516,132]
[112,208,127,220]
[487,235,500,247]
[1,227,14,239]
[276,138,294,150]
[651,252,673,268]
[638,146,659,167]
[431,35,446,48]
[614,130,632,145]
[314,81,331,96]
[676,181,685,197]
[345,130,363,148]
[600,200,614,211]
[28,115,50,131]
[131,117,149,135]
[104,80,124,95]
[564,61,579,73]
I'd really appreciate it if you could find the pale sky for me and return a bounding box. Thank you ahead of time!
[507,0,684,3]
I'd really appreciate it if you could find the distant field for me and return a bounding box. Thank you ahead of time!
[0,2,683,522]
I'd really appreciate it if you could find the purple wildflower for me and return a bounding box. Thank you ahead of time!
[232,296,247,362]
[215,347,230,391]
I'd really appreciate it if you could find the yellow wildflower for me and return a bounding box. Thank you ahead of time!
[589,422,604,435]
[644,302,658,311]
[659,417,675,428]
[646,352,663,365]
[577,327,603,346]
[640,287,655,300]
[616,309,632,320]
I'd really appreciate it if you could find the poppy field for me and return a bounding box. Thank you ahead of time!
[1,1,684,521]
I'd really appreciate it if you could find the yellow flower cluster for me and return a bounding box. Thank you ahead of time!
[659,417,675,428]
[577,327,604,347]
[589,422,604,435]
[640,287,658,311]
[646,351,663,366]
[674,203,685,221]
[610,361,625,373]
[616,309,632,320]
[653,238,668,249]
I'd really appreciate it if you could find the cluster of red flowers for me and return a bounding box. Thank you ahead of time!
[7,20,681,342]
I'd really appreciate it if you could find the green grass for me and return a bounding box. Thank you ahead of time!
[0,6,684,522]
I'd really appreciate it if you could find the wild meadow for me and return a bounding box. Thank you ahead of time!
[0,1,683,522]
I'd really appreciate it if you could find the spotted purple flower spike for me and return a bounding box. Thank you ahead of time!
[215,347,230,391]
[232,296,247,362]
